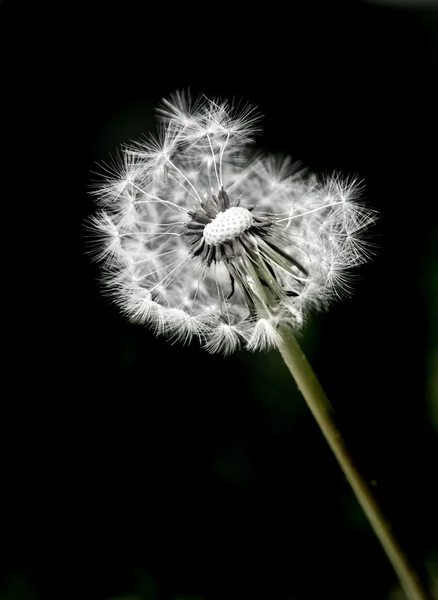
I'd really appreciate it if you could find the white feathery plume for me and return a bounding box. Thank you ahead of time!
[88,91,377,354]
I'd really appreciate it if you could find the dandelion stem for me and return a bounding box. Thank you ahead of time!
[277,325,431,600]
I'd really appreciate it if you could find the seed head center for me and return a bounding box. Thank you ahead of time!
[203,207,253,246]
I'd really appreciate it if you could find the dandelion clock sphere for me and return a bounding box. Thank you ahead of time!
[88,91,376,354]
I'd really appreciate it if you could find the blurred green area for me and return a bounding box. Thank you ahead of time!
[0,571,40,600]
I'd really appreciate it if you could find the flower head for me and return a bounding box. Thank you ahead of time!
[88,92,376,354]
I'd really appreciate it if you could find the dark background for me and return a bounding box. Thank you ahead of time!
[1,1,438,599]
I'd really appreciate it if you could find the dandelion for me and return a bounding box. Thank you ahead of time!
[88,92,430,600]
[89,91,376,355]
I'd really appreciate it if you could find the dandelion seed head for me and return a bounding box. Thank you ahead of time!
[87,90,377,354]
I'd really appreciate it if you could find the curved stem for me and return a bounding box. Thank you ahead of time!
[277,325,431,600]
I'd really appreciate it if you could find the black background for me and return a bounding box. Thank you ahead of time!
[1,1,438,599]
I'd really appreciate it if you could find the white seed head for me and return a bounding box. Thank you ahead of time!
[88,91,377,355]
[203,207,254,245]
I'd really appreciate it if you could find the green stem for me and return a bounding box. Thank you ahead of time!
[278,325,431,600]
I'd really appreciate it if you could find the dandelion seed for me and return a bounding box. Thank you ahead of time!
[88,91,377,354]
